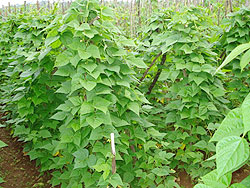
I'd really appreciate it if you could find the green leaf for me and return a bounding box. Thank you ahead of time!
[102,7,114,17]
[216,136,249,178]
[242,93,250,134]
[54,65,73,77]
[20,69,34,78]
[50,111,67,120]
[69,96,82,106]
[70,54,81,67]
[180,44,192,54]
[215,43,250,74]
[152,166,170,176]
[80,102,94,115]
[201,170,232,188]
[113,49,126,56]
[144,140,157,152]
[81,61,97,73]
[86,115,103,129]
[111,115,129,127]
[80,79,97,91]
[230,183,247,188]
[193,185,213,188]
[93,97,112,114]
[161,38,178,54]
[69,120,81,132]
[108,174,124,188]
[0,177,5,183]
[240,49,250,71]
[241,175,250,187]
[0,140,8,148]
[0,124,6,128]
[73,148,89,159]
[38,48,51,61]
[55,53,69,67]
[78,50,91,60]
[210,108,244,142]
[73,149,89,169]
[127,57,147,68]
[83,30,95,38]
[120,39,136,47]
[45,36,60,46]
[86,45,100,58]
[127,102,140,116]
[38,130,52,138]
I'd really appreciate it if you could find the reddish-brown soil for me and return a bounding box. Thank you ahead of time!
[0,127,52,188]
[176,171,193,188]
[232,165,250,184]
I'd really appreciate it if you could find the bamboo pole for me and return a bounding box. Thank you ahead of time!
[138,0,141,28]
[130,0,133,38]
[225,0,228,16]
[8,2,11,14]
[48,0,50,11]
[67,1,70,9]
[229,0,232,12]
[62,2,65,14]
[149,0,152,18]
[217,7,220,25]
[37,0,40,11]
[5,6,7,16]
[20,5,23,14]
[24,1,27,12]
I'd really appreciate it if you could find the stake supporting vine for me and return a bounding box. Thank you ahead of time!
[110,133,116,174]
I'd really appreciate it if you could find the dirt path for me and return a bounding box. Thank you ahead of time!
[0,127,51,188]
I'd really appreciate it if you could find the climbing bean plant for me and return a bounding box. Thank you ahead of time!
[42,0,181,187]
[194,43,250,188]
[216,8,250,107]
[137,7,229,179]
[0,0,180,187]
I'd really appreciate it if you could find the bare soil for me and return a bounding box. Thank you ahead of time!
[0,127,52,188]
[176,171,193,188]
[232,165,250,184]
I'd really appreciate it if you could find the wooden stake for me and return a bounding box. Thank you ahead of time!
[138,0,141,27]
[48,0,50,11]
[24,1,27,12]
[67,1,70,9]
[229,0,233,12]
[110,133,116,174]
[5,6,7,16]
[130,0,133,38]
[225,0,228,16]
[62,2,65,14]
[1,5,4,17]
[8,2,11,14]
[37,0,40,11]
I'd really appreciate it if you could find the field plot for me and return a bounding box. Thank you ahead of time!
[0,0,250,187]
